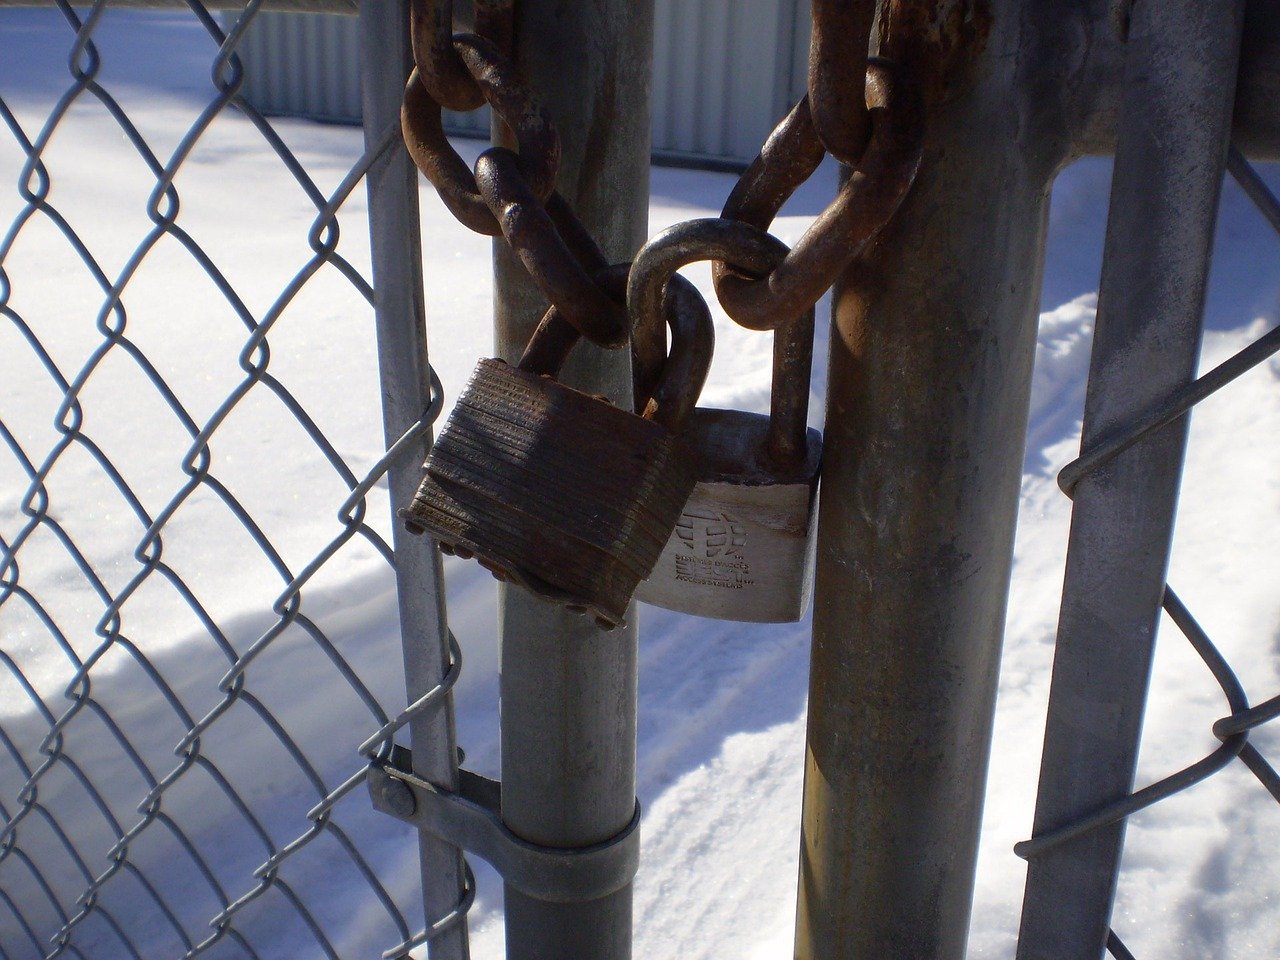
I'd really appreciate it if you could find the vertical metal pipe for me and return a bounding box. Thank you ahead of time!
[490,4,653,960]
[793,1,1083,955]
[1016,3,1245,958]
[796,136,1046,960]
[358,5,469,959]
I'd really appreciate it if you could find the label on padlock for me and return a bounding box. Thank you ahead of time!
[638,462,819,623]
[672,509,754,590]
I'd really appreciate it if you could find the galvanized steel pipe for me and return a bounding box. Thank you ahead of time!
[358,3,470,958]
[489,3,653,960]
[796,0,1105,956]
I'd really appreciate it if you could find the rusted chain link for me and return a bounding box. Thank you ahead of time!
[403,4,924,379]
[711,59,924,331]
[522,266,716,433]
[618,49,922,471]
[410,0,518,110]
[474,0,515,60]
[631,218,789,383]
[403,32,559,235]
[808,0,879,164]
[401,15,631,348]
[410,0,484,112]
[476,149,628,347]
[518,265,631,376]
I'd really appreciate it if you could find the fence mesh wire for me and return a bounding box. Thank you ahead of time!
[7,3,1280,959]
[1016,147,1280,957]
[0,3,460,958]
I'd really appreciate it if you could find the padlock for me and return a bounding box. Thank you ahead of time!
[632,277,821,623]
[400,270,714,630]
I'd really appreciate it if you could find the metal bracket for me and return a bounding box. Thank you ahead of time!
[367,746,641,904]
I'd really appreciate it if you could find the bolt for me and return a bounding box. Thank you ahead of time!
[380,776,416,819]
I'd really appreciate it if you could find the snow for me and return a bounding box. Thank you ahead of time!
[1,7,1278,960]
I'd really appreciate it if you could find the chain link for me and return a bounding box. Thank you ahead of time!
[402,32,559,236]
[711,59,923,332]
[401,8,632,349]
[475,149,628,347]
[402,1,924,385]
[626,220,816,467]
[808,0,879,164]
[410,0,484,112]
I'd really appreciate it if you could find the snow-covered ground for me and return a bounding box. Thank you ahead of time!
[1,7,1277,960]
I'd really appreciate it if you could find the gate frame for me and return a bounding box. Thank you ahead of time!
[5,1,1280,957]
[797,1,1273,957]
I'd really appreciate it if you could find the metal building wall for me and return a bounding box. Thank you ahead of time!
[648,0,803,165]
[230,1,809,167]
[232,9,364,123]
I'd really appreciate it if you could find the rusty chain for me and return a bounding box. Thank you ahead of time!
[402,33,558,233]
[401,2,631,349]
[711,59,923,332]
[809,0,878,163]
[410,0,514,111]
[400,0,923,378]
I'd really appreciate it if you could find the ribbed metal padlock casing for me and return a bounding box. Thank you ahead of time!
[635,408,821,623]
[402,358,697,628]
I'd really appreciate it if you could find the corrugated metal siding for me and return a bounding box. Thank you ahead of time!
[228,3,811,167]
[230,11,492,135]
[788,0,811,109]
[233,11,364,123]
[650,0,800,165]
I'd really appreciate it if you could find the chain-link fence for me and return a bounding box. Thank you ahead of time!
[0,3,467,958]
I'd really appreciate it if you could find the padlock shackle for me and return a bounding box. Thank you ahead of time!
[517,264,713,433]
[767,307,815,469]
[628,219,814,469]
[642,273,715,431]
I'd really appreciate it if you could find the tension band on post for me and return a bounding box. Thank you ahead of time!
[367,750,641,904]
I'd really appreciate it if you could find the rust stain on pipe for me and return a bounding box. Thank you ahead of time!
[878,0,993,108]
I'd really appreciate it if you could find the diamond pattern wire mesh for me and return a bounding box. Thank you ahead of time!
[0,3,460,958]
[1015,147,1280,958]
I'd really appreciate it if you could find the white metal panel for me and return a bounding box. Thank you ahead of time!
[650,0,802,165]
[231,10,491,134]
[231,10,363,121]
[788,0,811,110]
[230,2,809,166]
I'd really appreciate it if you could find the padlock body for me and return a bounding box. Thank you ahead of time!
[402,358,697,628]
[636,408,821,622]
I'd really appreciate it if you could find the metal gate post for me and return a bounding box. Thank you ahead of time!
[1016,2,1245,957]
[359,4,470,958]
[793,2,1097,956]
[489,4,654,960]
